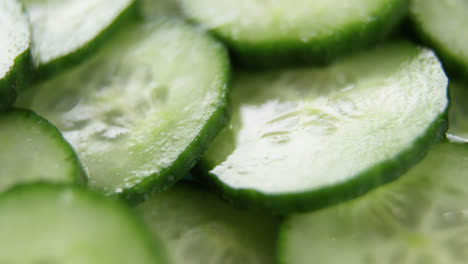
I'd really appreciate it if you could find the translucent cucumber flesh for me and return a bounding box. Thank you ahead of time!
[447,82,468,142]
[179,0,400,44]
[23,0,134,65]
[138,183,279,264]
[0,110,84,192]
[0,184,166,263]
[17,19,229,195]
[280,143,468,264]
[410,0,468,72]
[0,0,29,78]
[202,43,447,196]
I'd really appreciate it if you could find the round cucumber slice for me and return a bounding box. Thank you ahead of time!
[0,0,30,110]
[0,109,85,192]
[0,183,167,263]
[178,0,408,66]
[196,42,448,213]
[23,0,138,78]
[279,142,468,264]
[17,18,230,200]
[447,81,468,143]
[410,0,468,78]
[138,182,279,264]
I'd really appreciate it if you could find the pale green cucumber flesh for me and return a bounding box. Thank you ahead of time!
[197,42,448,212]
[0,0,30,109]
[0,184,167,263]
[447,81,468,143]
[138,182,279,264]
[0,109,85,192]
[410,0,468,77]
[139,0,182,18]
[17,18,230,198]
[23,0,137,76]
[279,142,468,264]
[179,0,408,65]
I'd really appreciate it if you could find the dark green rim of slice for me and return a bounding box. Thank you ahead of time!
[193,110,448,214]
[0,48,33,111]
[184,0,408,68]
[31,1,140,82]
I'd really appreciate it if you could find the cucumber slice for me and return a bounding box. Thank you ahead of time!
[138,182,279,264]
[0,183,167,263]
[0,109,85,192]
[0,0,30,110]
[278,142,468,264]
[23,0,138,78]
[178,0,408,66]
[140,0,182,18]
[17,18,230,200]
[410,0,468,78]
[196,42,448,213]
[447,81,468,143]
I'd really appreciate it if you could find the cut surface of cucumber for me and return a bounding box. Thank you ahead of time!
[197,42,448,212]
[17,18,230,199]
[23,0,137,77]
[0,0,30,109]
[0,109,85,192]
[410,0,468,77]
[279,142,468,264]
[178,0,408,66]
[0,183,167,263]
[447,81,468,143]
[138,182,279,264]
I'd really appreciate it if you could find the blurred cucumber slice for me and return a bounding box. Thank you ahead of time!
[410,0,468,78]
[0,109,85,192]
[279,142,468,264]
[138,182,279,264]
[447,81,468,143]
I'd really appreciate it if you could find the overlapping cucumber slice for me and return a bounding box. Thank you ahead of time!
[0,184,167,263]
[279,142,468,264]
[138,182,279,264]
[447,81,468,143]
[17,18,230,199]
[23,0,138,78]
[410,0,468,78]
[0,0,30,109]
[0,109,85,192]
[179,0,408,66]
[196,42,448,213]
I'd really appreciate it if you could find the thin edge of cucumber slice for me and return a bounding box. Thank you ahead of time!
[179,0,409,68]
[31,0,139,82]
[0,183,168,263]
[0,50,32,111]
[0,108,87,187]
[192,47,449,214]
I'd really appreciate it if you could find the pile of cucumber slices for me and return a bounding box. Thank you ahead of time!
[1,0,467,263]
